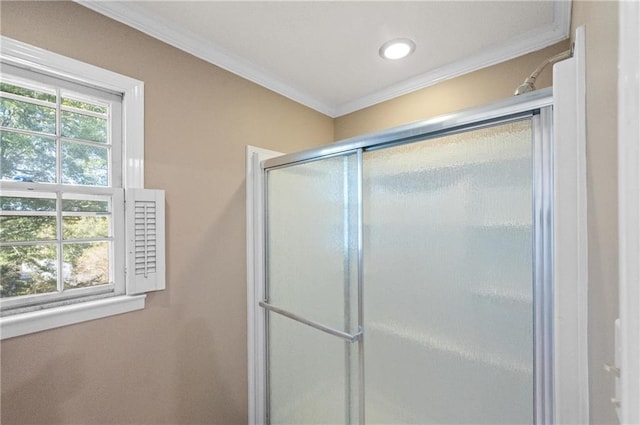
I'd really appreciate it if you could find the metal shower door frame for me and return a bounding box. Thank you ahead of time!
[257,88,554,425]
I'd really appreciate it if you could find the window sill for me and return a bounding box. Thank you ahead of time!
[0,294,146,340]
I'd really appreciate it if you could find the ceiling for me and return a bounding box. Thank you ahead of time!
[76,1,571,118]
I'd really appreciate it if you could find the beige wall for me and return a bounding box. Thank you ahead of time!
[334,42,570,140]
[0,2,332,424]
[0,1,620,424]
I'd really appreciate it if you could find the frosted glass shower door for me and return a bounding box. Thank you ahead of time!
[264,153,360,425]
[363,119,534,424]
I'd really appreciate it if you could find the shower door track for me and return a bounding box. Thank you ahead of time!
[263,88,552,170]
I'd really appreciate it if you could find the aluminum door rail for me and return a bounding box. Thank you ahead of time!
[263,88,552,170]
[259,301,363,343]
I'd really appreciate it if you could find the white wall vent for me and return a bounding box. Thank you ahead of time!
[126,188,166,294]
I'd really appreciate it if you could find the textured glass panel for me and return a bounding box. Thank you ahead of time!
[363,119,533,424]
[269,313,356,425]
[63,242,109,289]
[0,244,57,298]
[0,131,56,183]
[266,154,358,332]
[62,142,108,186]
[0,97,56,134]
[61,110,107,143]
[63,216,109,239]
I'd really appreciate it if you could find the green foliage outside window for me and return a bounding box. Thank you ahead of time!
[0,80,112,300]
[0,196,111,298]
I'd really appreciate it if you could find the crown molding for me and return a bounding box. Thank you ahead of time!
[75,0,570,118]
[336,1,571,116]
[336,11,570,116]
[75,0,337,117]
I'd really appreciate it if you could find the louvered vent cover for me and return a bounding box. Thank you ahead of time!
[134,200,157,277]
[126,189,165,294]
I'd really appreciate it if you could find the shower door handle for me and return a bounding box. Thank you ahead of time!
[259,301,362,343]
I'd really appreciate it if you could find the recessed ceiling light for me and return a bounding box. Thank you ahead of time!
[379,38,416,60]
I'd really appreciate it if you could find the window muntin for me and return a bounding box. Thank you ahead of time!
[0,69,123,312]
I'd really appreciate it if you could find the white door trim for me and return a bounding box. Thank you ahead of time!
[551,25,590,425]
[618,1,640,422]
[246,146,282,425]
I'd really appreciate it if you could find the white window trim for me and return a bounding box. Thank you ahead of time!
[0,36,147,340]
[0,294,146,340]
[0,36,144,189]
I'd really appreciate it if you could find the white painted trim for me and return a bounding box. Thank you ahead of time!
[74,1,570,118]
[618,1,640,423]
[0,295,146,340]
[246,146,282,425]
[0,35,145,188]
[125,189,166,294]
[553,0,573,42]
[0,36,149,337]
[552,26,589,424]
[0,36,142,96]
[74,1,335,117]
[336,1,571,117]
[123,82,145,189]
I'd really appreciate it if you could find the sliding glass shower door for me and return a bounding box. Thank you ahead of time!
[363,119,534,424]
[260,97,553,425]
[264,153,361,424]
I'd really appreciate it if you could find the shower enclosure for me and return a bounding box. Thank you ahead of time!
[250,89,555,424]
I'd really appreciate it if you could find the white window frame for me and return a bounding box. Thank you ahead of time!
[0,67,125,311]
[0,36,147,339]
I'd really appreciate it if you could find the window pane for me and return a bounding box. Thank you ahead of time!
[1,196,56,212]
[0,216,57,242]
[63,242,109,289]
[0,131,56,183]
[0,82,56,103]
[61,110,107,143]
[62,199,109,213]
[63,216,109,239]
[0,244,58,298]
[62,142,108,186]
[62,98,107,115]
[0,97,56,134]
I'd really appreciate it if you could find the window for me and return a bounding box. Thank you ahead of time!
[1,67,126,313]
[0,36,163,339]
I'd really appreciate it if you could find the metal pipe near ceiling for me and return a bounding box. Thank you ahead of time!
[514,47,574,96]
